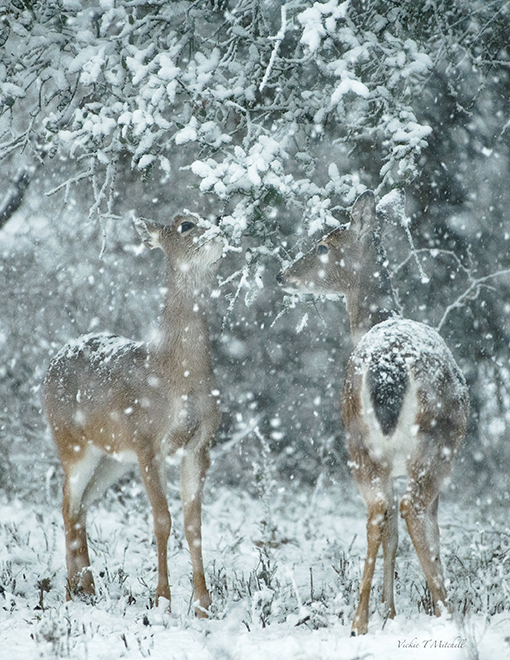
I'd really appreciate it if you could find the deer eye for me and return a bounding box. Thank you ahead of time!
[317,244,328,255]
[178,221,195,233]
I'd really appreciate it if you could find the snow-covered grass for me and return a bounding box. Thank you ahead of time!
[1,474,509,659]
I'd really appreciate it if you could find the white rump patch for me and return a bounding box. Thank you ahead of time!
[360,369,419,478]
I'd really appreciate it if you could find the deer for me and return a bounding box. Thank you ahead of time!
[43,213,224,617]
[277,190,469,635]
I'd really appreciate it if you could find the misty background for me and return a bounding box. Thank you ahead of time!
[1,0,509,517]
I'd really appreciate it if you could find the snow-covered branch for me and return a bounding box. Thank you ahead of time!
[259,5,287,93]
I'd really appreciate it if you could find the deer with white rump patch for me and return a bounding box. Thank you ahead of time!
[278,190,469,635]
[44,213,223,616]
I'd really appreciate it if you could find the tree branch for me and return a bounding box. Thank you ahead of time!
[0,168,31,230]
[437,269,510,331]
[259,5,287,93]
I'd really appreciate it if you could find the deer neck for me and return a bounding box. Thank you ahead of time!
[153,267,213,387]
[345,231,399,346]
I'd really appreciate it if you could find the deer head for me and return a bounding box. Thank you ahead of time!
[134,214,223,278]
[278,190,377,296]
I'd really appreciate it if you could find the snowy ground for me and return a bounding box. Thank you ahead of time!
[1,468,509,660]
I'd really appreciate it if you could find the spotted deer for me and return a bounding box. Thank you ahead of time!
[43,214,223,617]
[278,190,469,635]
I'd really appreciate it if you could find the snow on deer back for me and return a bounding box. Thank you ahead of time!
[343,317,468,479]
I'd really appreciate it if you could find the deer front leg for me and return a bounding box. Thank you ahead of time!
[180,440,211,618]
[139,452,172,608]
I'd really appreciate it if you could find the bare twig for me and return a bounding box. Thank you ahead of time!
[437,269,510,331]
[393,247,470,277]
[221,264,250,329]
[212,415,261,457]
[401,218,430,284]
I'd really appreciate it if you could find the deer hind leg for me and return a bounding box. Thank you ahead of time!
[352,478,393,636]
[138,450,172,608]
[400,470,448,616]
[180,440,211,618]
[381,486,398,621]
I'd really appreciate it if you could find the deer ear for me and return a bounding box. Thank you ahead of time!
[133,218,164,250]
[350,190,376,239]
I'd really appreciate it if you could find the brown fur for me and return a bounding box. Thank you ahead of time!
[279,190,469,634]
[44,214,223,616]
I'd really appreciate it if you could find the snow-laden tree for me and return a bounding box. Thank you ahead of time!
[1,0,437,235]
